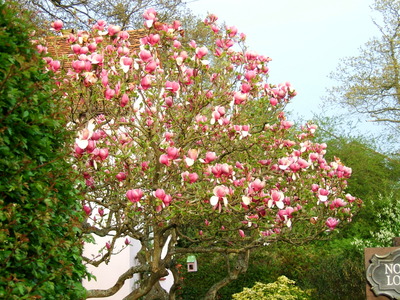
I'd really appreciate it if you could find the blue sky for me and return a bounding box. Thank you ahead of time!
[186,0,378,122]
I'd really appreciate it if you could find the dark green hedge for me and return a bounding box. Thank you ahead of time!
[0,2,86,299]
[178,241,365,300]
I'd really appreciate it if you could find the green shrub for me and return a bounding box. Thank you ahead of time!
[0,1,86,299]
[232,276,312,300]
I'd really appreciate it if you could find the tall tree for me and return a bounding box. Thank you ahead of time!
[326,0,400,131]
[40,9,360,299]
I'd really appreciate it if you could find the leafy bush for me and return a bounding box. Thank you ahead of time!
[0,1,86,298]
[232,276,312,300]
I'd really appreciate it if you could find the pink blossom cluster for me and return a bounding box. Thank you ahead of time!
[41,8,360,250]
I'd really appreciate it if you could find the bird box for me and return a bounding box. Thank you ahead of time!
[186,255,197,272]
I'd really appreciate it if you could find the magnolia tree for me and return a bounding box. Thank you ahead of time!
[38,9,360,300]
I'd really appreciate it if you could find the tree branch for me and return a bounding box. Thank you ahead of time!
[86,264,150,298]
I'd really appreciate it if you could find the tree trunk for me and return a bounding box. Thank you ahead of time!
[144,282,168,300]
[203,250,250,300]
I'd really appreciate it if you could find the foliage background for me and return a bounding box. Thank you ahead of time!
[0,1,87,298]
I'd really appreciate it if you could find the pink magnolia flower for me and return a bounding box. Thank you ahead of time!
[72,60,86,73]
[94,36,103,44]
[143,8,157,28]
[330,198,347,210]
[234,91,247,105]
[216,38,234,49]
[241,83,251,93]
[189,40,197,48]
[37,45,47,54]
[311,184,319,192]
[204,13,218,24]
[82,72,97,86]
[309,153,319,161]
[345,194,356,203]
[51,20,63,31]
[143,8,157,20]
[88,43,97,52]
[325,217,339,230]
[148,33,160,45]
[116,172,126,182]
[278,207,295,227]
[120,93,129,107]
[79,46,89,54]
[297,158,310,169]
[49,60,61,72]
[145,60,157,73]
[268,190,285,209]
[281,120,294,129]
[117,46,129,56]
[188,173,199,183]
[164,96,173,107]
[211,112,221,125]
[181,171,199,183]
[120,56,133,73]
[227,25,238,37]
[163,194,172,206]
[173,40,181,48]
[85,177,94,187]
[306,123,318,134]
[185,149,198,166]
[164,132,174,142]
[202,151,217,163]
[139,49,153,62]
[83,205,91,216]
[101,73,109,87]
[90,53,103,65]
[234,125,250,138]
[165,81,180,93]
[99,148,109,160]
[166,147,180,160]
[245,70,257,81]
[238,229,245,238]
[210,185,229,206]
[250,178,265,192]
[93,19,107,31]
[141,161,150,171]
[269,97,278,106]
[317,188,330,203]
[196,46,208,59]
[211,163,233,178]
[98,207,104,217]
[76,120,95,149]
[126,189,143,203]
[154,189,166,200]
[159,154,170,166]
[104,88,115,100]
[118,30,129,40]
[108,25,121,36]
[141,75,152,90]
[278,157,292,170]
[74,143,85,155]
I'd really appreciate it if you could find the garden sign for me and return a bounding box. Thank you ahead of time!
[366,247,400,299]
